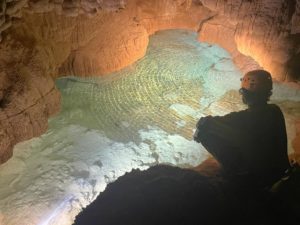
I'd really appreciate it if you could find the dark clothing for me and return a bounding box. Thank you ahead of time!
[194,104,291,187]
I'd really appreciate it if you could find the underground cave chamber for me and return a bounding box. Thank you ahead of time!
[0,29,300,225]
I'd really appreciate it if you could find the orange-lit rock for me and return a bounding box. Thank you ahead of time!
[59,11,149,76]
[193,157,221,177]
[135,0,213,35]
[58,0,213,76]
[199,0,300,81]
[0,33,60,163]
[198,15,262,74]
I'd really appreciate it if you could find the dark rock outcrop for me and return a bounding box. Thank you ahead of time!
[74,164,300,225]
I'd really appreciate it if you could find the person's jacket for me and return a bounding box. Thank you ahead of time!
[194,104,291,184]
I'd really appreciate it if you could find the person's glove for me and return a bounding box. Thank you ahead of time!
[193,128,201,143]
[193,116,212,143]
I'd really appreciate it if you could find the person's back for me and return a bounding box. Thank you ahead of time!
[194,70,291,188]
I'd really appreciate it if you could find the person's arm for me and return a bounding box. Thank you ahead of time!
[194,111,247,144]
[193,112,249,173]
[193,116,212,143]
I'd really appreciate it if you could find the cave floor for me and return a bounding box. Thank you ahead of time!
[0,29,300,225]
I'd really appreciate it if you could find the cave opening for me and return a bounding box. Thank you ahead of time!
[0,29,300,225]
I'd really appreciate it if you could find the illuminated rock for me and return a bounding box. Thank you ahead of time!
[134,0,213,35]
[199,0,300,81]
[197,15,262,74]
[0,34,61,163]
[58,13,149,76]
[0,70,60,163]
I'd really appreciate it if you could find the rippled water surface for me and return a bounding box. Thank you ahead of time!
[1,30,299,225]
[55,30,243,142]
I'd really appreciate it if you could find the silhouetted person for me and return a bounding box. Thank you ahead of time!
[194,70,291,188]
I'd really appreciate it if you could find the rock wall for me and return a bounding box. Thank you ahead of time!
[58,11,149,76]
[0,36,60,163]
[74,165,300,225]
[0,0,127,42]
[198,0,300,81]
[198,14,262,74]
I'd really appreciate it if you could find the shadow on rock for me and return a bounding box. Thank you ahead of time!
[74,164,300,225]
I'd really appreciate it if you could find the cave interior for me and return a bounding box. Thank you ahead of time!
[0,0,300,225]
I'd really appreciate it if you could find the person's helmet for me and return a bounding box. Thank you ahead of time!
[240,70,273,93]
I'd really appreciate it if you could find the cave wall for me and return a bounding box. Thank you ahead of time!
[0,0,299,164]
[198,0,300,81]
[0,29,61,163]
[57,0,212,76]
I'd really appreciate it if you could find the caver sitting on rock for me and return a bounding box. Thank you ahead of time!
[193,70,291,188]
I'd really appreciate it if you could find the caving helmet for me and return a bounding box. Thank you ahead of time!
[239,70,273,105]
[240,70,273,93]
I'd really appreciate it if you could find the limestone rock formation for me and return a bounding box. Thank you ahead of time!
[198,0,300,81]
[134,0,212,35]
[198,15,262,74]
[58,11,149,76]
[0,0,27,42]
[292,0,300,34]
[0,0,126,41]
[58,0,212,76]
[0,34,60,163]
